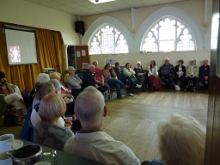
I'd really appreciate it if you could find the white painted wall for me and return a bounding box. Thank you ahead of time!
[82,0,212,69]
[0,0,79,45]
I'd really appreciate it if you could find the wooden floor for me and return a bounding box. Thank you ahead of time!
[0,91,208,162]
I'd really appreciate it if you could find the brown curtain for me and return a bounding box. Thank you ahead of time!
[0,23,63,92]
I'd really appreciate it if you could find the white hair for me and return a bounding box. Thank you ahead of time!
[137,61,141,64]
[165,57,170,61]
[75,86,105,128]
[157,114,205,165]
[49,79,61,92]
[36,73,50,83]
[67,66,75,73]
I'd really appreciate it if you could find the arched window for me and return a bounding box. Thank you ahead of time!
[89,24,129,54]
[141,17,196,52]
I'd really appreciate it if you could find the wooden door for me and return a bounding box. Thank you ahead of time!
[75,45,90,69]
[205,0,220,164]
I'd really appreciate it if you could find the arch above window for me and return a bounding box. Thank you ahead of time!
[141,16,196,52]
[89,24,128,54]
[82,15,133,54]
[134,6,204,52]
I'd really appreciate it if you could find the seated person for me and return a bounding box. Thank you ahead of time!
[92,60,110,93]
[186,59,199,91]
[150,114,205,165]
[29,73,50,106]
[34,94,74,150]
[199,59,210,90]
[114,62,141,96]
[159,58,174,88]
[123,62,139,85]
[66,66,82,98]
[30,82,65,128]
[82,64,103,91]
[64,86,141,165]
[134,61,145,90]
[50,72,71,94]
[174,60,186,90]
[0,71,25,126]
[50,79,74,115]
[148,60,161,91]
[103,63,127,99]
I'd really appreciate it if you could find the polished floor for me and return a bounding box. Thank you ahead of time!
[0,90,208,162]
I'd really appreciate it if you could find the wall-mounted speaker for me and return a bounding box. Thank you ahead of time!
[75,21,85,35]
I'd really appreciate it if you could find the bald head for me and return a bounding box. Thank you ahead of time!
[203,59,208,66]
[88,64,95,73]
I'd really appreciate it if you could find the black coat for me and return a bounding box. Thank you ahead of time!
[174,65,186,77]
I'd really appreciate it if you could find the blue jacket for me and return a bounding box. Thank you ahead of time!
[150,159,167,165]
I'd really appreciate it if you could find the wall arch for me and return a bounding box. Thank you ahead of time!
[134,6,205,52]
[82,15,133,53]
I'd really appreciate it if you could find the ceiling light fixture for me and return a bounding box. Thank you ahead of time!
[89,0,116,4]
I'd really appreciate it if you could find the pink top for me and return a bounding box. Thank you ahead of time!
[103,69,116,82]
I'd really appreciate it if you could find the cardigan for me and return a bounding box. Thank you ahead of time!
[148,66,158,77]
[186,65,199,77]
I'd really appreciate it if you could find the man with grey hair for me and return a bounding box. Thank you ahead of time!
[64,86,141,165]
[159,58,174,88]
[82,64,102,90]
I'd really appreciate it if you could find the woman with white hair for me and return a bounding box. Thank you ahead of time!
[34,94,74,150]
[29,73,50,106]
[50,72,71,94]
[186,59,199,91]
[66,66,83,98]
[150,114,205,165]
[134,61,145,91]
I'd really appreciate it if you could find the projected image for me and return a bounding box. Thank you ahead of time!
[9,46,21,63]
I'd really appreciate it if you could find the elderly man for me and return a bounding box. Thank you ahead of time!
[159,58,174,88]
[82,64,99,89]
[64,86,141,165]
[92,60,110,93]
[199,59,210,90]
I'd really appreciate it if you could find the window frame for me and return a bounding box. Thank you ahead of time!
[140,16,197,53]
[88,23,129,55]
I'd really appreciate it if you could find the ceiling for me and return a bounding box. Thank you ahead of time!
[25,0,190,16]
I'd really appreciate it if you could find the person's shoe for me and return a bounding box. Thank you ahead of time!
[127,93,134,96]
[117,95,124,99]
[135,84,142,88]
[193,87,196,92]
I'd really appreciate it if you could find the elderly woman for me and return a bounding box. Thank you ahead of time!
[30,82,65,128]
[134,61,145,90]
[186,59,199,91]
[174,60,186,90]
[66,66,83,98]
[34,94,74,150]
[29,73,50,106]
[148,60,161,91]
[50,72,71,94]
[103,63,127,99]
[150,114,205,165]
[0,71,25,126]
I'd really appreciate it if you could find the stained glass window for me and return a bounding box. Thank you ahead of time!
[89,25,128,54]
[141,17,196,52]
